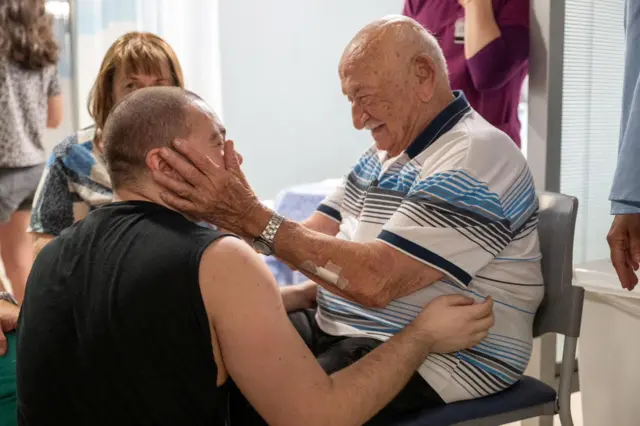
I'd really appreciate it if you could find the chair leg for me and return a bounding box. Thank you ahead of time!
[557,337,578,426]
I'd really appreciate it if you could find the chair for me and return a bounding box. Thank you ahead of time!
[395,192,583,426]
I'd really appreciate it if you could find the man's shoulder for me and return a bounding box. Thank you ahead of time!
[427,111,529,180]
[198,236,268,291]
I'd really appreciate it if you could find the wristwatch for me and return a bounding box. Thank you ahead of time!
[0,291,18,306]
[252,212,285,256]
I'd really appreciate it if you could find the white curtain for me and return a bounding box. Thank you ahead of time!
[74,0,223,128]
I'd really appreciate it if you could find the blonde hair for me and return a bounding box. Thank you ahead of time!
[87,32,185,131]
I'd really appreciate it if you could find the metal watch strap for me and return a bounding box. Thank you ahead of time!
[0,291,18,306]
[258,213,285,248]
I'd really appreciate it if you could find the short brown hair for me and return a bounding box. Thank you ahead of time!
[88,32,185,132]
[102,86,201,189]
[0,0,59,70]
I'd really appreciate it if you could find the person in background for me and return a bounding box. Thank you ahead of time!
[403,0,529,147]
[608,0,640,290]
[28,32,183,257]
[0,0,63,305]
[0,1,60,422]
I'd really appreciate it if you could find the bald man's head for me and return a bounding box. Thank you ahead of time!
[102,86,226,189]
[339,15,452,156]
[340,15,447,78]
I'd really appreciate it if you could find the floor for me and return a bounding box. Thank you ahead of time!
[506,392,583,426]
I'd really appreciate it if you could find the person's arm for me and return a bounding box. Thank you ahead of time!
[254,214,443,308]
[199,237,493,426]
[0,300,19,356]
[608,0,640,290]
[47,95,63,129]
[46,65,63,128]
[280,281,317,312]
[460,0,529,91]
[152,140,521,307]
[301,212,340,236]
[402,0,416,17]
[152,143,441,307]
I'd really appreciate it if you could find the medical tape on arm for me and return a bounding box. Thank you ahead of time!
[300,260,350,290]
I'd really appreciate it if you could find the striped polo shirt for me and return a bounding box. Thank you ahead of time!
[315,91,544,403]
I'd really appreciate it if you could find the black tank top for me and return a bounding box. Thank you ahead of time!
[17,201,232,426]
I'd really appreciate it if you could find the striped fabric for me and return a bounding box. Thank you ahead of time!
[29,126,112,236]
[315,91,544,403]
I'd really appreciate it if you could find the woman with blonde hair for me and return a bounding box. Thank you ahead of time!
[0,0,62,305]
[29,31,185,257]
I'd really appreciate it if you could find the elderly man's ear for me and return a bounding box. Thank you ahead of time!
[413,54,437,103]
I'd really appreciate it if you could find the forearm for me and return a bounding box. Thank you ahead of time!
[463,0,501,59]
[280,286,300,312]
[312,321,432,426]
[280,283,316,312]
[274,220,393,307]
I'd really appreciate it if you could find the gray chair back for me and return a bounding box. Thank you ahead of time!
[533,192,583,338]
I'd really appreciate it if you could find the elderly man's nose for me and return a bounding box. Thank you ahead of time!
[352,104,368,130]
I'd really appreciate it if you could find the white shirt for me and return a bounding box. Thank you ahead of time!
[315,91,544,403]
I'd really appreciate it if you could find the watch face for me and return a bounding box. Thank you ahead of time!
[253,239,273,256]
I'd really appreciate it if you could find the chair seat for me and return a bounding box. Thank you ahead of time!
[394,376,557,426]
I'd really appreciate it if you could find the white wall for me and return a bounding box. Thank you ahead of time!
[218,0,404,199]
[72,0,224,130]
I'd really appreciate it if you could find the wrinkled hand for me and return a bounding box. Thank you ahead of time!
[152,139,263,237]
[415,295,494,354]
[0,300,19,356]
[607,214,640,290]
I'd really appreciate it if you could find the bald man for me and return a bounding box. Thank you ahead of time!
[153,15,543,413]
[16,87,494,426]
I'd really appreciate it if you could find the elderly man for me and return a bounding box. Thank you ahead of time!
[154,16,542,408]
[16,87,493,426]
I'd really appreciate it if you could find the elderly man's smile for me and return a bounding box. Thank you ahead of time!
[371,123,386,135]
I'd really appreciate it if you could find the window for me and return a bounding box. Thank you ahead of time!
[560,0,625,265]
